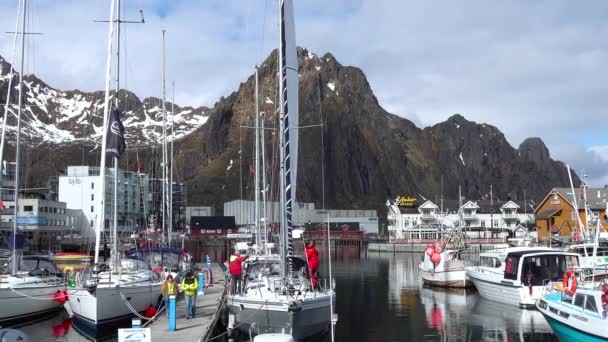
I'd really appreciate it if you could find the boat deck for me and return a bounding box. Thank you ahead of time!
[147,263,226,341]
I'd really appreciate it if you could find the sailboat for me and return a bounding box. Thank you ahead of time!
[419,187,470,287]
[0,0,66,324]
[67,0,162,331]
[227,1,335,339]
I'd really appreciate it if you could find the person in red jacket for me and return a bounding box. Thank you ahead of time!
[229,251,249,294]
[305,241,319,289]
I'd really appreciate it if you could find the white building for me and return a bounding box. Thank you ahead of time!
[0,198,87,252]
[58,166,150,233]
[185,206,215,225]
[224,200,379,234]
[387,196,534,242]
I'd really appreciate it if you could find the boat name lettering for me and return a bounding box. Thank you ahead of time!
[572,313,588,322]
[68,178,82,185]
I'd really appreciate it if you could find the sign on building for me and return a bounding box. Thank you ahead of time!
[395,196,417,207]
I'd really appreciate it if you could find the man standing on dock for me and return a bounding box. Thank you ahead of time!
[305,241,319,289]
[181,271,198,319]
[229,251,249,294]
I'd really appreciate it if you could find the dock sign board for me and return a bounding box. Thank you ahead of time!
[118,328,151,342]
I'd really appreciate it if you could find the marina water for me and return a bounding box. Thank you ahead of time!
[10,245,559,341]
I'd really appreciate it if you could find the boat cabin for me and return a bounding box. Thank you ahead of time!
[3,255,61,277]
[503,250,579,286]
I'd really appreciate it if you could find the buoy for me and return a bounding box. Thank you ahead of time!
[144,304,157,318]
[431,253,441,264]
[562,269,577,297]
[434,247,443,254]
[433,242,442,250]
[253,333,294,342]
[425,247,434,256]
[54,291,67,303]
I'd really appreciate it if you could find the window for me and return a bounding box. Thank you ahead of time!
[90,206,94,213]
[504,255,520,280]
[23,205,33,212]
[573,294,585,308]
[91,182,94,189]
[493,220,499,227]
[572,212,577,220]
[585,296,598,313]
[481,221,486,227]
[90,220,93,227]
[91,194,94,201]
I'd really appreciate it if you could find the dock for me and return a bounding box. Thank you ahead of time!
[147,263,226,342]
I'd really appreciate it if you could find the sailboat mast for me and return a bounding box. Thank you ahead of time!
[11,0,27,275]
[0,2,22,235]
[94,0,117,265]
[112,0,122,270]
[277,0,287,279]
[260,82,268,252]
[161,28,167,245]
[170,81,174,243]
[254,66,261,252]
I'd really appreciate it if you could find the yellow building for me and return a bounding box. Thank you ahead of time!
[535,187,608,243]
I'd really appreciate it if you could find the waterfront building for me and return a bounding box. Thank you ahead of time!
[185,206,215,225]
[535,187,608,244]
[0,197,87,252]
[223,200,379,234]
[58,166,150,233]
[146,177,187,231]
[387,196,533,242]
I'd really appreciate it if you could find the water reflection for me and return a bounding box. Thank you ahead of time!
[321,248,556,342]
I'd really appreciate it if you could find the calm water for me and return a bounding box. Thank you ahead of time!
[7,246,558,342]
[319,246,557,342]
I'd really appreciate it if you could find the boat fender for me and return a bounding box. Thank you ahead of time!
[602,285,608,315]
[431,253,441,265]
[562,269,577,297]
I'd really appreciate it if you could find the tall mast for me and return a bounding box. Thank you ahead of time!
[170,81,174,242]
[277,0,286,279]
[0,2,22,244]
[278,0,299,279]
[260,78,268,252]
[161,28,167,245]
[11,0,27,275]
[254,66,261,252]
[112,0,121,270]
[94,0,117,265]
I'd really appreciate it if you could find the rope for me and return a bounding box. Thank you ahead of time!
[9,287,62,301]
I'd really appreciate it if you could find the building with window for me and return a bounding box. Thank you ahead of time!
[58,166,150,233]
[0,198,87,253]
[387,196,534,242]
[535,187,608,244]
[224,200,379,234]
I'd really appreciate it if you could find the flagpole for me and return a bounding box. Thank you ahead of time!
[170,81,174,244]
[112,0,121,271]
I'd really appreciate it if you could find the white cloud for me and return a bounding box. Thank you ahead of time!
[589,146,608,163]
[0,0,607,185]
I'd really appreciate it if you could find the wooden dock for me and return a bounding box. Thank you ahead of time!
[147,263,226,342]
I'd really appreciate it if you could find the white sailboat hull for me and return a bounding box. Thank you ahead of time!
[228,292,334,340]
[419,251,470,288]
[0,279,65,323]
[69,283,161,326]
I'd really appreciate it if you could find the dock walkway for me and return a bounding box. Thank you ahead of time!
[148,263,226,342]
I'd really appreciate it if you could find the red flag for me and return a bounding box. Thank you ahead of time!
[137,161,142,174]
[0,198,4,211]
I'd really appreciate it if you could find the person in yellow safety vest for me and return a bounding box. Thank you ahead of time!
[161,274,178,318]
[181,271,199,319]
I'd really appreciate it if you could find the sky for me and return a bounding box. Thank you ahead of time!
[0,0,607,186]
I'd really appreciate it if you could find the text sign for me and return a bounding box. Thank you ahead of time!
[395,196,417,207]
[118,328,151,342]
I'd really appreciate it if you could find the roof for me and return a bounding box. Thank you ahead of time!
[553,187,608,210]
[536,208,562,219]
[506,249,575,258]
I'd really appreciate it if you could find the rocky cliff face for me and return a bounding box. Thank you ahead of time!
[0,50,577,217]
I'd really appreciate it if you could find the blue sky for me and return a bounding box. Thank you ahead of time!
[0,0,607,186]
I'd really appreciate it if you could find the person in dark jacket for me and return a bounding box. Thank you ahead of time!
[229,251,249,294]
[305,241,319,289]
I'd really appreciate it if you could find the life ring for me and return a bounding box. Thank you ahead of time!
[562,269,577,297]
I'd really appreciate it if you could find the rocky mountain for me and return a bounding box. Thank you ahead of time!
[0,50,578,218]
[0,56,209,146]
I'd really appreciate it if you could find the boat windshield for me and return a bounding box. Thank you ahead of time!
[3,257,60,275]
[247,260,282,279]
[129,250,181,271]
[121,258,151,271]
[519,254,579,285]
